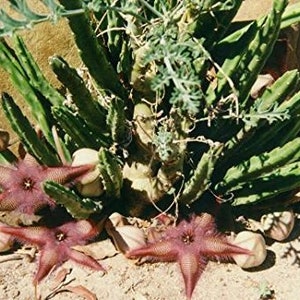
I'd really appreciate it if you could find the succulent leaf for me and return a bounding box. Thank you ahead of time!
[43,181,103,219]
[98,147,123,199]
[1,93,59,165]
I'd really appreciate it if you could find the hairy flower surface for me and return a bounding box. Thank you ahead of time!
[0,155,92,214]
[128,213,251,300]
[0,219,104,284]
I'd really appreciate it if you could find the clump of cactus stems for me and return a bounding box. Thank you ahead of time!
[1,0,300,298]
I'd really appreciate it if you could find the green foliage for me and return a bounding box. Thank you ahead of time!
[1,92,59,165]
[1,0,300,218]
[142,25,205,114]
[153,126,179,163]
[98,147,123,199]
[43,181,103,219]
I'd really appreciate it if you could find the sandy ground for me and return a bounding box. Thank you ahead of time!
[1,1,300,300]
[0,217,299,300]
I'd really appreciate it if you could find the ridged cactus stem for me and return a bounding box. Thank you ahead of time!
[52,106,110,149]
[0,149,17,165]
[281,2,300,28]
[237,0,288,105]
[178,144,223,205]
[217,137,300,193]
[50,55,107,129]
[231,161,300,206]
[206,0,288,109]
[107,97,131,146]
[223,70,300,156]
[43,181,103,219]
[180,0,244,50]
[1,93,59,165]
[98,147,123,199]
[0,39,55,148]
[57,0,127,99]
[13,35,64,106]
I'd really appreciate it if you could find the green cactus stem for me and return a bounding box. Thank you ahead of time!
[237,90,300,159]
[0,38,56,148]
[178,143,223,205]
[206,0,288,109]
[205,21,258,108]
[281,2,300,29]
[1,93,59,166]
[107,97,131,146]
[49,55,108,130]
[0,149,17,165]
[237,0,288,106]
[230,161,300,207]
[43,181,103,219]
[217,137,300,193]
[99,0,124,68]
[217,70,300,169]
[52,105,110,149]
[180,0,244,50]
[98,147,123,199]
[57,0,127,99]
[12,35,64,106]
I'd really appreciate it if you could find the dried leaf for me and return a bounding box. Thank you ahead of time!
[0,130,9,151]
[107,212,130,227]
[72,239,118,260]
[50,268,72,291]
[105,213,146,254]
[250,74,274,99]
[65,285,97,300]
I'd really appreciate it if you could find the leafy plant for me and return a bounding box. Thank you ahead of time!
[1,0,300,298]
[1,0,300,214]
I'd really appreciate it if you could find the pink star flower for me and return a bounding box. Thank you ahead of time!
[0,219,104,284]
[0,155,92,214]
[128,213,251,300]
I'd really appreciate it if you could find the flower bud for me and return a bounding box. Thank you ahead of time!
[232,231,267,269]
[261,210,295,241]
[72,148,104,197]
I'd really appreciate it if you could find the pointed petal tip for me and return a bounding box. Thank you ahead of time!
[47,164,94,184]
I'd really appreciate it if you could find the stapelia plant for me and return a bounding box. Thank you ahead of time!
[128,213,250,300]
[0,154,92,214]
[0,219,104,284]
[1,0,300,298]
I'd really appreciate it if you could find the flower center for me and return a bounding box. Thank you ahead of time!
[181,231,195,244]
[22,177,35,191]
[55,231,67,242]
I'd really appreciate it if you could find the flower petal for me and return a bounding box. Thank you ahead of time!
[179,252,207,300]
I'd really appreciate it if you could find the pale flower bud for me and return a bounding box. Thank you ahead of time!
[232,231,267,269]
[261,210,295,241]
[72,148,104,197]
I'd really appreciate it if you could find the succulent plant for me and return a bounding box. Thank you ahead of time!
[0,219,105,284]
[1,0,300,218]
[128,213,251,300]
[232,231,267,269]
[1,0,300,298]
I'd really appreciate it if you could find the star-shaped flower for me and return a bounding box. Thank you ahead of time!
[0,155,92,214]
[128,213,251,300]
[0,219,104,284]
